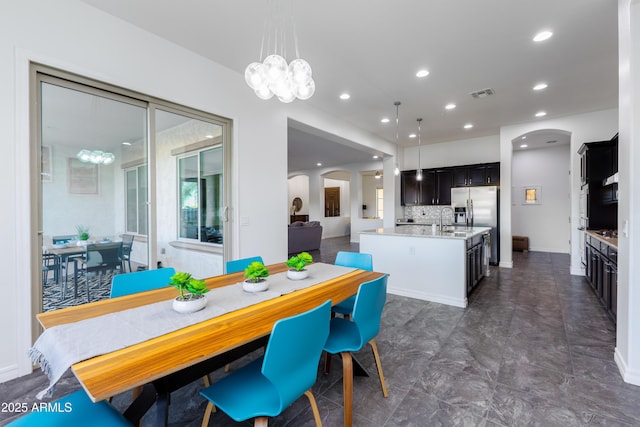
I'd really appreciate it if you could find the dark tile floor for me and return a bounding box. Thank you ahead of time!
[3,238,640,426]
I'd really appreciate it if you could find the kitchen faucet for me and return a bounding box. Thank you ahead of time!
[440,206,454,231]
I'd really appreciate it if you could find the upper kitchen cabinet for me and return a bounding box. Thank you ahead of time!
[452,162,500,187]
[434,168,453,205]
[578,133,618,229]
[401,170,420,205]
[400,168,453,205]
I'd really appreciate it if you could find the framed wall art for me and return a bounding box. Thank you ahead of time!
[522,185,541,205]
[67,158,99,194]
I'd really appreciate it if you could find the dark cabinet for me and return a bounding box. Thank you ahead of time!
[452,162,500,187]
[578,134,618,229]
[585,234,617,324]
[435,169,453,205]
[466,234,485,295]
[401,163,496,206]
[401,171,420,205]
[400,169,453,205]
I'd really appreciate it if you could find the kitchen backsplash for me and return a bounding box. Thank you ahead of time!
[403,205,454,224]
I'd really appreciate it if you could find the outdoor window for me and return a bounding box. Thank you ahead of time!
[178,146,223,244]
[125,164,148,235]
[376,188,384,219]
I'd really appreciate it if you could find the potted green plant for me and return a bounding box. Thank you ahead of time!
[286,251,313,280]
[75,225,91,246]
[168,271,210,313]
[243,261,270,292]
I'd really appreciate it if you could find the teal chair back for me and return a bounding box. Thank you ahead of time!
[351,275,388,345]
[110,267,176,298]
[261,300,331,410]
[335,251,373,271]
[226,256,264,274]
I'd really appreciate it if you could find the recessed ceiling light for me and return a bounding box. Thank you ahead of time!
[316,162,322,166]
[535,111,547,117]
[416,69,430,78]
[380,117,390,123]
[533,82,548,91]
[522,136,527,139]
[533,30,553,42]
[408,133,417,139]
[445,103,456,110]
[373,155,379,159]
[520,144,528,148]
[464,123,473,129]
[205,134,214,139]
[339,93,350,100]
[122,141,132,146]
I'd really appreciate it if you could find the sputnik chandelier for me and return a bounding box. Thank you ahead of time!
[244,0,315,103]
[77,149,115,165]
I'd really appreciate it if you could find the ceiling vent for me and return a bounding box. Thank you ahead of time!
[469,88,495,99]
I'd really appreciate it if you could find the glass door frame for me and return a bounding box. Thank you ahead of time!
[31,64,232,339]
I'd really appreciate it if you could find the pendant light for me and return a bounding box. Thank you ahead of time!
[394,101,401,176]
[244,0,315,103]
[416,118,423,181]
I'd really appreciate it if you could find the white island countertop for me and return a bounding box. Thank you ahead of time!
[360,225,492,308]
[361,225,491,240]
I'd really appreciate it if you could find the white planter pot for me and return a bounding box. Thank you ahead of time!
[287,269,308,280]
[243,279,268,292]
[172,294,207,314]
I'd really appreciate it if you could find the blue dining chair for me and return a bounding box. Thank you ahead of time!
[199,300,332,427]
[7,389,131,426]
[332,251,373,317]
[226,256,264,274]
[110,267,176,298]
[323,274,389,427]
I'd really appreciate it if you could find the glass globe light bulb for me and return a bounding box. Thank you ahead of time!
[263,54,288,84]
[255,85,274,100]
[289,58,312,85]
[294,78,315,100]
[102,153,115,165]
[278,91,296,103]
[269,75,294,98]
[244,62,267,90]
[77,149,91,162]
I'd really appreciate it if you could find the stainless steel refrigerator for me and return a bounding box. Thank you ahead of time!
[451,186,499,265]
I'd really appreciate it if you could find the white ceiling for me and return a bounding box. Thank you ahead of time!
[80,0,618,170]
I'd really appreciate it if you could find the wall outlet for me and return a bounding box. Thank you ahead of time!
[160,247,166,255]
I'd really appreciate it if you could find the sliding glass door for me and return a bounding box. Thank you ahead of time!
[34,67,231,314]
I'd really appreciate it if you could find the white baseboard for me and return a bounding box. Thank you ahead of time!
[0,364,21,384]
[615,347,640,386]
[499,260,513,268]
[388,286,467,308]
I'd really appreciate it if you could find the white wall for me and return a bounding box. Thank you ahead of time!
[402,135,500,170]
[615,0,640,386]
[499,109,618,271]
[0,0,392,383]
[512,145,571,253]
[322,177,351,238]
[287,175,310,216]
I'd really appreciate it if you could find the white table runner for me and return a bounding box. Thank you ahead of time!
[30,263,356,399]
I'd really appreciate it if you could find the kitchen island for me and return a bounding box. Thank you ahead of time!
[360,225,491,307]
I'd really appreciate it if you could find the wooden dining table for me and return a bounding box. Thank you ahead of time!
[37,262,384,426]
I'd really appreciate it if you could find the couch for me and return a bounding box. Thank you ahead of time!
[288,221,323,254]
